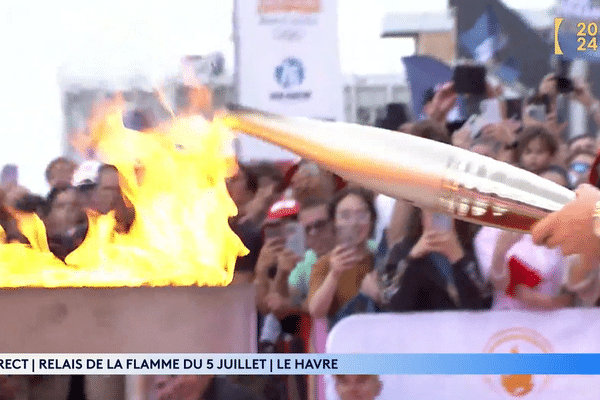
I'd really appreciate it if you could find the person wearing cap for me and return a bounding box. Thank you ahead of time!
[72,160,102,210]
[72,161,135,235]
[255,198,305,349]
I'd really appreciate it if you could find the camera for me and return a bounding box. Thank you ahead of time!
[525,93,550,122]
[554,57,574,94]
[452,63,486,95]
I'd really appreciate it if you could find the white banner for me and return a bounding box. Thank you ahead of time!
[235,0,344,124]
[326,310,600,400]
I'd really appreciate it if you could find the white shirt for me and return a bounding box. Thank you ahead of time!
[374,194,397,246]
[474,227,569,310]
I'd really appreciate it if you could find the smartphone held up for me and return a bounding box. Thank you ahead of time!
[0,164,18,189]
[452,63,486,95]
[263,220,306,257]
[430,213,453,232]
[523,92,552,123]
[422,211,453,233]
[283,221,306,258]
[336,225,361,249]
[553,57,574,94]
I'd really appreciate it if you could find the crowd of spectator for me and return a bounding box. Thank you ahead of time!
[2,72,600,400]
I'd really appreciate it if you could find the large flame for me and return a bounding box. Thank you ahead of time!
[0,95,248,287]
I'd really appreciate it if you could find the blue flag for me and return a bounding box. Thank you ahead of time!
[494,58,521,83]
[460,5,507,63]
[453,0,550,89]
[402,55,453,119]
[460,5,521,84]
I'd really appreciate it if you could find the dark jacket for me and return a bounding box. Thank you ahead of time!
[384,237,492,312]
[230,218,263,273]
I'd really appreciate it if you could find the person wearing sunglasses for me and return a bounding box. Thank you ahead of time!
[285,198,336,311]
[567,150,596,189]
[256,197,337,330]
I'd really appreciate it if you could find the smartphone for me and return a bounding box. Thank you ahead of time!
[336,225,359,248]
[452,64,486,95]
[0,165,18,187]
[526,104,546,122]
[554,58,574,94]
[431,213,453,232]
[556,77,574,93]
[283,221,305,257]
[505,98,523,120]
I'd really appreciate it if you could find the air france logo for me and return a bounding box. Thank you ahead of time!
[274,58,305,89]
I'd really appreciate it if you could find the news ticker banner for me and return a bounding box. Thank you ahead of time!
[1,354,600,375]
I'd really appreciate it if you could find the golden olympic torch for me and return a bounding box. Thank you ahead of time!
[218,105,575,232]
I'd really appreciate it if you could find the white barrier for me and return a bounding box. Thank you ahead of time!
[326,310,600,400]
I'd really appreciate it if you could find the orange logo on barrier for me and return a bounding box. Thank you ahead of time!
[482,328,553,397]
[258,0,321,14]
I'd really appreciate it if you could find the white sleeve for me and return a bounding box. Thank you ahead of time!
[488,256,509,283]
[473,227,502,283]
[374,195,396,245]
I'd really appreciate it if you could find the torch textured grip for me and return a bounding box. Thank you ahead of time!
[219,106,575,232]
